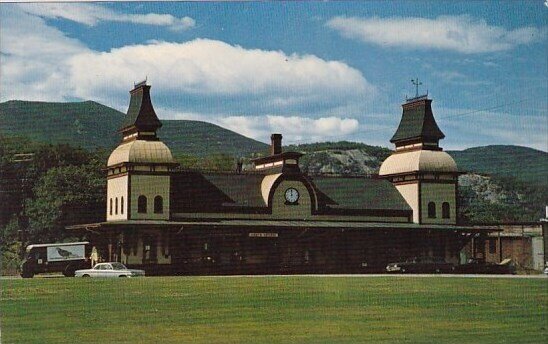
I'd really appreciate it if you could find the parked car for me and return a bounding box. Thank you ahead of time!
[75,262,145,278]
[21,242,91,278]
[386,256,454,273]
[454,258,516,274]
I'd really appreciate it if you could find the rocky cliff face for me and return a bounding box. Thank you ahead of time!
[458,173,523,205]
[299,149,383,175]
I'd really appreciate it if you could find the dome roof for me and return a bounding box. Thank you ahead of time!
[379,150,457,176]
[107,140,175,166]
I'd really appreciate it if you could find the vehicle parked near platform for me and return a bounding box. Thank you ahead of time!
[386,256,454,273]
[20,242,91,278]
[454,258,516,274]
[75,262,145,278]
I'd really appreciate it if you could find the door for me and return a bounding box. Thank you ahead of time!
[532,237,544,271]
[142,235,158,265]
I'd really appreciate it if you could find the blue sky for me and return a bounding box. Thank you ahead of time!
[1,1,546,151]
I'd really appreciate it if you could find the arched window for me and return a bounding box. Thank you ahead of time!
[109,198,113,215]
[138,195,147,213]
[442,202,450,219]
[121,197,124,215]
[428,202,436,218]
[154,196,163,214]
[115,197,118,215]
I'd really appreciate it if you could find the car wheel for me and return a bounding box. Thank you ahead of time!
[82,274,90,278]
[119,275,127,278]
[64,266,76,277]
[401,268,406,273]
[435,268,441,273]
[21,272,34,278]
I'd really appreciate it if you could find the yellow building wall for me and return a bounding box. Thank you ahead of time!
[130,175,170,220]
[420,183,456,225]
[270,180,314,219]
[395,183,419,223]
[106,175,128,221]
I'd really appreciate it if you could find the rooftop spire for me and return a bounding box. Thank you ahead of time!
[390,96,445,150]
[119,82,162,136]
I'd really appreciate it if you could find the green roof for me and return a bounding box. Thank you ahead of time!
[171,172,266,212]
[119,85,162,132]
[311,176,411,211]
[170,172,411,214]
[390,98,445,143]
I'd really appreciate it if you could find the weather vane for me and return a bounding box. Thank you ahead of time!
[411,78,422,98]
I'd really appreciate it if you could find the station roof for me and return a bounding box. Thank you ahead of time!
[312,176,411,211]
[169,172,411,213]
[67,220,496,232]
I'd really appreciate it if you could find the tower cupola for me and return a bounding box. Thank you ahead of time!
[390,96,445,152]
[119,80,163,142]
[379,89,459,225]
[105,82,177,222]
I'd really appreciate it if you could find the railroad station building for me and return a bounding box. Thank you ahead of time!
[69,82,492,275]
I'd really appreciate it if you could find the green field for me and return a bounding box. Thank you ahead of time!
[1,276,547,344]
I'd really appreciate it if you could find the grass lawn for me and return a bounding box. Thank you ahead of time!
[1,276,547,343]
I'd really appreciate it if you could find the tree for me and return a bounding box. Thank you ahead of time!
[25,164,106,243]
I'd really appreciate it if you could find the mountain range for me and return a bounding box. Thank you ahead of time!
[0,100,268,158]
[1,100,546,185]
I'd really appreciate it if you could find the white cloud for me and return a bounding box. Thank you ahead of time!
[217,115,360,143]
[327,15,545,54]
[1,4,375,129]
[157,107,361,144]
[17,3,195,31]
[0,5,89,101]
[66,39,374,107]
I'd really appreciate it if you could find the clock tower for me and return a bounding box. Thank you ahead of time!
[105,82,178,222]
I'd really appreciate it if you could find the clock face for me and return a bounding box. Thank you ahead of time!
[285,188,300,204]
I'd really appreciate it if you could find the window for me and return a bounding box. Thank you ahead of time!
[109,198,113,215]
[154,196,163,214]
[442,202,450,219]
[121,197,124,215]
[138,195,147,213]
[115,197,118,215]
[489,239,497,254]
[427,202,436,218]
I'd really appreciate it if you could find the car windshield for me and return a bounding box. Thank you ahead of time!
[110,263,127,270]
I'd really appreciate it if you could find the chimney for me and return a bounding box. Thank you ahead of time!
[271,134,282,155]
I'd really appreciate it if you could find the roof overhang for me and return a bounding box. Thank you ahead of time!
[67,220,498,233]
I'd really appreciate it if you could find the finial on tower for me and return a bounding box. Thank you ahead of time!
[134,76,148,88]
[411,78,422,97]
[405,78,428,102]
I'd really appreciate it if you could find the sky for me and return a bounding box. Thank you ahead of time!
[1,1,547,151]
